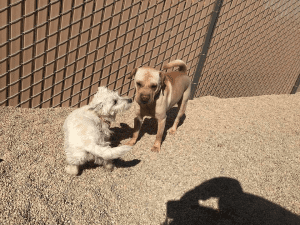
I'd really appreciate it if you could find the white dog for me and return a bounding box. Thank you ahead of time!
[63,86,133,175]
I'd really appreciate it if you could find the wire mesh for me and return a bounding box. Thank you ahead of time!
[194,0,300,98]
[0,0,213,108]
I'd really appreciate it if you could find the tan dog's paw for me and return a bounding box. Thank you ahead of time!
[169,128,176,135]
[125,139,136,146]
[151,145,161,152]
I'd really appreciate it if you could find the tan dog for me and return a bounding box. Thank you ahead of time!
[126,60,191,152]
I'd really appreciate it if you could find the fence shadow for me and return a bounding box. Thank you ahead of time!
[164,177,300,225]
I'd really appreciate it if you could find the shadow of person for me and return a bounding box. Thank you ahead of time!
[164,177,300,225]
[134,106,186,144]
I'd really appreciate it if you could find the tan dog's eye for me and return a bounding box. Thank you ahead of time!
[151,85,157,89]
[136,82,142,87]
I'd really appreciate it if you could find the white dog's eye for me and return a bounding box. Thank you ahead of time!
[114,100,118,105]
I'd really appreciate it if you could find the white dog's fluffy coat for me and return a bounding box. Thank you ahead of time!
[63,86,132,175]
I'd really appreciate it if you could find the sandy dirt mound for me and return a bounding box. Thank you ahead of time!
[0,93,300,224]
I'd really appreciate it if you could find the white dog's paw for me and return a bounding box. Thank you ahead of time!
[119,145,133,154]
[103,160,114,171]
[122,145,133,150]
[112,144,133,159]
[94,157,104,165]
[65,165,79,176]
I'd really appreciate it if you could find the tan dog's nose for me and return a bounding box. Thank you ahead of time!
[140,94,150,104]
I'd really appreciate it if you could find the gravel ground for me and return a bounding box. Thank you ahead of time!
[0,93,300,224]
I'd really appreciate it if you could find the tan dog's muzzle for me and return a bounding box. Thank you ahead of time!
[140,93,150,104]
[137,87,154,105]
[138,86,161,105]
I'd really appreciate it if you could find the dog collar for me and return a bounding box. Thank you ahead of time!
[154,88,162,100]
[99,117,111,127]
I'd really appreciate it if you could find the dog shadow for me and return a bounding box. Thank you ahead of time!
[110,123,134,147]
[110,107,185,146]
[137,107,186,144]
[78,158,140,175]
[163,177,300,225]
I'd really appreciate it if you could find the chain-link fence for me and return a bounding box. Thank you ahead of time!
[194,0,300,98]
[1,0,300,108]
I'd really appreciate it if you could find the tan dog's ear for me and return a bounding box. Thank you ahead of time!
[127,68,137,79]
[159,71,166,95]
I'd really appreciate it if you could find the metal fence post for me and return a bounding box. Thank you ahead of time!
[291,74,300,94]
[189,0,223,100]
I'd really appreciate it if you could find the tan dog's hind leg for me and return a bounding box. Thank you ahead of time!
[169,83,191,135]
[151,117,166,152]
[126,116,143,146]
[169,99,187,135]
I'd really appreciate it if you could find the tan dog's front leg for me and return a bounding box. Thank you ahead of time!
[151,117,166,152]
[126,116,143,146]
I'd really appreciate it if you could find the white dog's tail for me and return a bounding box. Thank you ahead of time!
[163,59,187,73]
[88,144,132,160]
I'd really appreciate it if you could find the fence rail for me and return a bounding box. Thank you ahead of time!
[0,0,300,108]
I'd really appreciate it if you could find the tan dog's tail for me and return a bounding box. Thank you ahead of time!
[163,60,187,73]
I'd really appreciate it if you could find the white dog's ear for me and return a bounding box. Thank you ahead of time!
[89,102,103,112]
